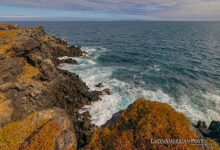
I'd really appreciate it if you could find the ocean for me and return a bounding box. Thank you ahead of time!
[17,21,220,126]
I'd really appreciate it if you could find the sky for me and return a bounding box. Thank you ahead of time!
[0,0,220,21]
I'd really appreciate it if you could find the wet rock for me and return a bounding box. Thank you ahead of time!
[102,88,111,95]
[69,45,85,57]
[196,120,208,128]
[209,121,220,143]
[195,120,220,144]
[58,58,78,64]
[95,83,104,88]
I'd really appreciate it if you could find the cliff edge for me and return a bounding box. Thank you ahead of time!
[0,23,219,150]
[0,22,100,149]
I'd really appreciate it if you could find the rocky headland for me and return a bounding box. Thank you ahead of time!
[0,23,219,150]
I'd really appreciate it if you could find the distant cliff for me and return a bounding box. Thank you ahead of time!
[0,23,219,150]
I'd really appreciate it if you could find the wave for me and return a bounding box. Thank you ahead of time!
[59,46,220,126]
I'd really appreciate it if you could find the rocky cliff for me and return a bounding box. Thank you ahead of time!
[0,23,219,150]
[0,23,101,149]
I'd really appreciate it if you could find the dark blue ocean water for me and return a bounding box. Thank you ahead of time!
[17,21,220,125]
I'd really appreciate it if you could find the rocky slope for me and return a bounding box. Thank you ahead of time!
[0,23,219,150]
[0,23,101,149]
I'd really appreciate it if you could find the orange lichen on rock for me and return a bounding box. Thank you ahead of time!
[84,99,208,150]
[17,61,40,84]
[20,120,62,150]
[0,112,48,150]
[0,108,77,150]
[0,44,11,54]
[205,139,220,150]
[0,29,20,57]
[0,29,18,40]
[0,94,14,127]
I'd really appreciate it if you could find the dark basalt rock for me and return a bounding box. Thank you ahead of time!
[69,45,88,57]
[195,120,220,144]
[95,83,104,88]
[0,25,101,148]
[102,88,111,95]
[58,58,78,65]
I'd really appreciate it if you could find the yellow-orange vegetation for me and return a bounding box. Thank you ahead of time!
[205,139,220,150]
[0,111,48,150]
[0,23,16,30]
[0,44,11,54]
[0,94,13,126]
[0,29,20,57]
[0,29,18,40]
[84,99,210,150]
[17,61,41,85]
[20,120,62,150]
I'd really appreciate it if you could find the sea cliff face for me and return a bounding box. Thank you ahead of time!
[0,23,219,150]
[0,23,101,149]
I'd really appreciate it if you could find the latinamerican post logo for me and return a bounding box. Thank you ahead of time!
[151,138,204,145]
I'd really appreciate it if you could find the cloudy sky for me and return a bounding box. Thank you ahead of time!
[0,0,220,21]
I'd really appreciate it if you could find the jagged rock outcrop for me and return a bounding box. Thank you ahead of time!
[83,99,219,150]
[0,108,77,150]
[195,120,220,144]
[58,58,78,65]
[1,23,219,150]
[0,23,101,149]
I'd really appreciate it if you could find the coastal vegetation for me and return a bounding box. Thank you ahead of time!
[0,23,219,150]
[84,99,219,150]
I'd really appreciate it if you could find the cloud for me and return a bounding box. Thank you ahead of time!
[0,0,219,20]
[0,0,188,11]
[152,0,220,20]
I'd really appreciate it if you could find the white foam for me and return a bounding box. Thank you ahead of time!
[59,46,220,126]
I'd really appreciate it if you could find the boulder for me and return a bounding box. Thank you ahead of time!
[102,88,111,95]
[0,108,77,150]
[195,120,220,144]
[95,83,104,88]
[58,58,78,65]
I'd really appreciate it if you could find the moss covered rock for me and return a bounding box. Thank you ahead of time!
[84,99,219,150]
[0,108,77,150]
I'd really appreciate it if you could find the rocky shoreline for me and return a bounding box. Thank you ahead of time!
[0,23,219,150]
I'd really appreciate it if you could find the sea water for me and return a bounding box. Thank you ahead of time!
[18,21,220,126]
